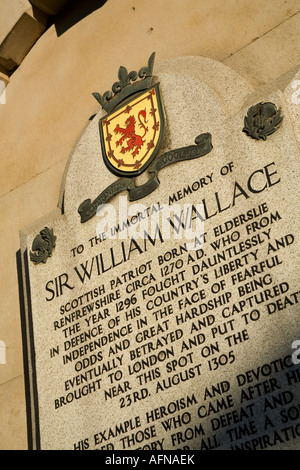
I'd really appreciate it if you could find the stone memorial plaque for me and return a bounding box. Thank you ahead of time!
[18,55,300,451]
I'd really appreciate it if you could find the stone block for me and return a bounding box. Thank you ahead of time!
[0,72,9,103]
[223,12,300,87]
[0,159,66,386]
[0,71,9,87]
[284,69,300,147]
[0,7,47,75]
[0,0,31,45]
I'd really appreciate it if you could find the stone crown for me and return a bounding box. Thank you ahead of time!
[92,52,156,114]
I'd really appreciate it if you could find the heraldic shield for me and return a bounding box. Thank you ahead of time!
[100,84,165,177]
[78,53,213,223]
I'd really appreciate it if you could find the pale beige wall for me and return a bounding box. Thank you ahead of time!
[0,0,299,450]
[0,0,32,42]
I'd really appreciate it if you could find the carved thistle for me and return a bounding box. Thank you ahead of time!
[30,227,56,264]
[243,102,283,140]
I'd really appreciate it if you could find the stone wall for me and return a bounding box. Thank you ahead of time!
[0,0,299,450]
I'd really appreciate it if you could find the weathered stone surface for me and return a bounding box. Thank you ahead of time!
[0,71,9,87]
[224,11,300,87]
[0,0,32,45]
[0,6,47,75]
[155,56,254,117]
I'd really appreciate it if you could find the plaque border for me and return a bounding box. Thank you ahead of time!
[17,249,41,450]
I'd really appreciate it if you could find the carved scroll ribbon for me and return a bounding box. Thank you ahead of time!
[78,133,213,223]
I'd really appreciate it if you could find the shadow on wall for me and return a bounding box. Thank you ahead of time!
[54,0,108,37]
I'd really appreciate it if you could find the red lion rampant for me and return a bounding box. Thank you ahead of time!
[114,110,148,158]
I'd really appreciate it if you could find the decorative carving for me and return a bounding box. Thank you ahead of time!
[30,227,56,264]
[92,52,156,113]
[78,53,214,223]
[243,102,283,140]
